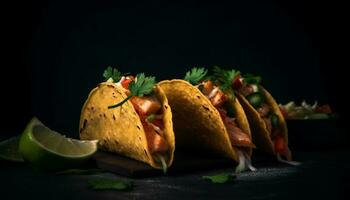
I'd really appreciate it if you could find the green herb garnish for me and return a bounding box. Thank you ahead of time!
[155,154,168,174]
[243,73,262,84]
[108,73,156,109]
[103,66,122,82]
[184,67,208,85]
[211,66,240,92]
[88,178,133,191]
[271,113,279,127]
[202,173,236,184]
[146,114,156,122]
[246,92,264,108]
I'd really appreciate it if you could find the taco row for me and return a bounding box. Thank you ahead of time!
[79,66,296,173]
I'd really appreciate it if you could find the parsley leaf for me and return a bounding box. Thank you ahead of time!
[103,66,122,82]
[202,173,236,184]
[243,73,262,84]
[129,73,156,97]
[211,66,240,92]
[88,178,133,191]
[108,73,156,109]
[184,67,208,85]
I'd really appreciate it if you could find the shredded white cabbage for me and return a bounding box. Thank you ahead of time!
[235,152,246,173]
[235,150,257,173]
[115,76,125,87]
[250,84,259,93]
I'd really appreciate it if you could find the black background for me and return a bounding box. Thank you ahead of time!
[1,0,344,139]
[1,1,348,200]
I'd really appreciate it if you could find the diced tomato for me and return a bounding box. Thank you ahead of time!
[210,90,227,107]
[314,104,332,114]
[202,81,214,96]
[151,133,168,153]
[274,136,285,154]
[152,119,164,130]
[131,96,162,116]
[142,121,168,154]
[274,136,292,160]
[121,76,134,89]
[232,75,243,89]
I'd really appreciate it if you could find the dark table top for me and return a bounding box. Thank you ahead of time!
[2,119,348,200]
[2,150,349,200]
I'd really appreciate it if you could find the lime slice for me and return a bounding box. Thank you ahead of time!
[19,117,98,171]
[0,136,24,162]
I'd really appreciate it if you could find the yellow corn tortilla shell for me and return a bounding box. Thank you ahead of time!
[230,96,253,157]
[236,86,288,155]
[158,79,253,162]
[79,82,175,169]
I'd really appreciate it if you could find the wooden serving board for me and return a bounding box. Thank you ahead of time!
[93,151,234,177]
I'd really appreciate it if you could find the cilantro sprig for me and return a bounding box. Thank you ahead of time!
[211,66,240,92]
[202,173,236,184]
[108,73,156,109]
[103,66,122,82]
[243,73,262,84]
[184,67,208,85]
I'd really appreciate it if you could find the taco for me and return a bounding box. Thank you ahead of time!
[158,67,255,172]
[79,67,175,172]
[228,70,294,162]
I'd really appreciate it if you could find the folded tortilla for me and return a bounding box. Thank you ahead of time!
[158,79,253,163]
[79,82,175,169]
[236,86,288,156]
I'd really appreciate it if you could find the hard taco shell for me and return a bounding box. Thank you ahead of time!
[159,79,253,162]
[79,82,175,169]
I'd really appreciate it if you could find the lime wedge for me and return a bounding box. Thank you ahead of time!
[19,117,98,171]
[0,136,24,162]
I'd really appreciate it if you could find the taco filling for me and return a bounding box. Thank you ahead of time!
[197,80,256,172]
[236,76,292,161]
[113,75,170,170]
